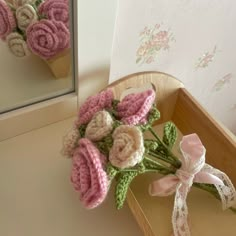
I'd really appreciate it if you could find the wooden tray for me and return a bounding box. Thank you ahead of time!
[107,72,236,236]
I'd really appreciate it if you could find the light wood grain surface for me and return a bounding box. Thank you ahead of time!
[108,71,236,236]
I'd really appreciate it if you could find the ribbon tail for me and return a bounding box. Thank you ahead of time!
[202,164,236,209]
[172,185,191,236]
[194,171,224,185]
[149,175,179,197]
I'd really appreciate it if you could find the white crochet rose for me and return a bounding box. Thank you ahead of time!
[6,32,30,57]
[16,4,37,31]
[109,125,145,169]
[85,110,114,141]
[61,127,80,158]
[13,0,36,8]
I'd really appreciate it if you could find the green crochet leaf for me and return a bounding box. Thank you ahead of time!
[115,172,138,210]
[163,122,177,149]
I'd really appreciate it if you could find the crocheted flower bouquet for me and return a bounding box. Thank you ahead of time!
[0,0,70,78]
[63,87,236,236]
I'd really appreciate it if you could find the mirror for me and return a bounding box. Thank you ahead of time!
[0,0,76,114]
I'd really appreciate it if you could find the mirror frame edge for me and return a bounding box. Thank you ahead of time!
[0,0,79,142]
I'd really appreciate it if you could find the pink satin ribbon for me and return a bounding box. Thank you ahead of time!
[149,133,236,236]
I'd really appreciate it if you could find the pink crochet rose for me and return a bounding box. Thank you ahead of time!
[117,89,155,125]
[0,0,16,39]
[26,19,70,59]
[78,89,114,125]
[71,138,109,209]
[39,0,69,27]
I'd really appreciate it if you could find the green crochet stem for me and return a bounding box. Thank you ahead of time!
[194,183,236,213]
[148,127,181,168]
[113,151,236,213]
[148,150,179,168]
[145,155,236,213]
[147,157,236,213]
[114,156,175,209]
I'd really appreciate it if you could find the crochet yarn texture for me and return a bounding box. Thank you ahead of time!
[71,138,109,209]
[16,4,38,31]
[13,0,36,8]
[85,110,114,141]
[39,0,69,27]
[26,19,70,59]
[6,32,30,57]
[109,125,145,169]
[78,89,114,125]
[0,0,16,39]
[117,89,155,125]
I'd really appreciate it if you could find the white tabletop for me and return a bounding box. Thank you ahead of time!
[0,116,142,236]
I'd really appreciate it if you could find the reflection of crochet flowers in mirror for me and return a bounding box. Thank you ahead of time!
[63,87,236,236]
[0,0,70,78]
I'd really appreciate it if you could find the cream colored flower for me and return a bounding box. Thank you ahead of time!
[61,127,80,158]
[85,111,114,141]
[13,0,36,8]
[16,4,37,31]
[109,125,145,169]
[6,32,30,57]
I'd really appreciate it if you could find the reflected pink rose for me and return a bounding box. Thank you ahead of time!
[117,89,156,125]
[0,0,16,39]
[39,0,69,27]
[26,19,70,59]
[71,138,109,209]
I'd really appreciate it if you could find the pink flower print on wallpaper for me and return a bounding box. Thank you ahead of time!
[195,46,218,69]
[136,24,175,66]
[212,73,233,92]
[230,104,236,110]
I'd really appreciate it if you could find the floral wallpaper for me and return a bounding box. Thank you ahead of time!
[109,0,236,135]
[136,24,175,65]
[212,73,232,92]
[195,46,218,70]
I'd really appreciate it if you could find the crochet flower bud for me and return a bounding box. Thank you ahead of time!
[78,89,114,125]
[16,4,38,31]
[0,0,16,39]
[109,125,144,169]
[6,32,30,57]
[26,19,70,59]
[62,127,79,158]
[71,138,109,209]
[117,89,155,125]
[85,110,114,141]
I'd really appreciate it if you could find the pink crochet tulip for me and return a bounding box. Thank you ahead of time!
[78,89,114,125]
[26,19,70,59]
[117,89,155,125]
[39,0,69,27]
[71,138,109,209]
[0,0,16,39]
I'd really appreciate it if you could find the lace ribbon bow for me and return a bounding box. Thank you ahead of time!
[149,133,236,236]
